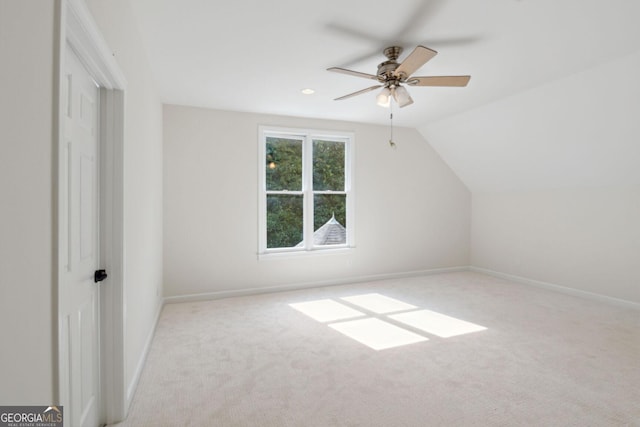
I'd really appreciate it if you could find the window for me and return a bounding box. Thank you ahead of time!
[259,126,353,255]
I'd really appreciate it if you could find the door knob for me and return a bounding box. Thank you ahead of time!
[94,269,108,283]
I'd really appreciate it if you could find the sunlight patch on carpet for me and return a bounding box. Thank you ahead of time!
[289,299,365,322]
[390,309,487,338]
[329,318,428,350]
[340,293,417,314]
[289,293,487,350]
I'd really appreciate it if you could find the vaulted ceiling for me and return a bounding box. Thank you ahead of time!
[129,0,640,191]
[130,0,640,128]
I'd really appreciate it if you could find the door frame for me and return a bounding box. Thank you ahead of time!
[57,0,127,423]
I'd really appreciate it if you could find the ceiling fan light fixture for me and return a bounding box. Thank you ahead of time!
[393,85,413,108]
[376,87,391,107]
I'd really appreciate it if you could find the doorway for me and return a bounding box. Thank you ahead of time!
[59,1,127,424]
[59,44,101,426]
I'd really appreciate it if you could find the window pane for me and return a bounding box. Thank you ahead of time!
[313,194,346,246]
[267,194,303,248]
[266,137,302,191]
[313,140,345,191]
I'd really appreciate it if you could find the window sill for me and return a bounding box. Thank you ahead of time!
[258,246,354,261]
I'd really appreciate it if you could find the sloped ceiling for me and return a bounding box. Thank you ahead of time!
[128,0,640,191]
[421,50,640,192]
[130,0,640,128]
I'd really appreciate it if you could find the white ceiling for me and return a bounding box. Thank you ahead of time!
[130,0,640,128]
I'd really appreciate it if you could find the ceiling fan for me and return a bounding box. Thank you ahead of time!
[328,45,470,108]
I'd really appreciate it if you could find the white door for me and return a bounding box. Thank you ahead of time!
[60,45,101,427]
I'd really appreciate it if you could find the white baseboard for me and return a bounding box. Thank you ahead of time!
[164,265,639,310]
[164,266,470,304]
[470,266,640,310]
[126,297,165,407]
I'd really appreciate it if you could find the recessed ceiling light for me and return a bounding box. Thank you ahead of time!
[301,88,315,95]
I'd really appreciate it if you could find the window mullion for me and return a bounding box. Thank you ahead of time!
[313,191,346,195]
[266,190,304,195]
[303,135,314,250]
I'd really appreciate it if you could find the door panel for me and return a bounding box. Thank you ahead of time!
[61,44,101,427]
[80,154,95,261]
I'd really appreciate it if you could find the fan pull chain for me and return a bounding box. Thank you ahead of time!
[389,102,396,148]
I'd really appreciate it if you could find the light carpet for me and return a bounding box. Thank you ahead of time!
[109,272,640,426]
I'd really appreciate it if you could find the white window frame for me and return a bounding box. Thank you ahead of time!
[258,126,355,256]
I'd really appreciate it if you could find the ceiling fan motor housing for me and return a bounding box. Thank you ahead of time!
[383,46,403,61]
[378,46,407,85]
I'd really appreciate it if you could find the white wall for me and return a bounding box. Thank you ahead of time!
[163,105,470,298]
[85,0,164,402]
[422,50,640,304]
[0,0,57,404]
[472,188,640,303]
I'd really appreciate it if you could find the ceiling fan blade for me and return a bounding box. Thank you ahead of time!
[334,85,382,101]
[326,1,447,49]
[423,36,481,48]
[394,45,437,79]
[407,75,471,87]
[396,0,446,41]
[327,67,378,81]
[325,23,384,45]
